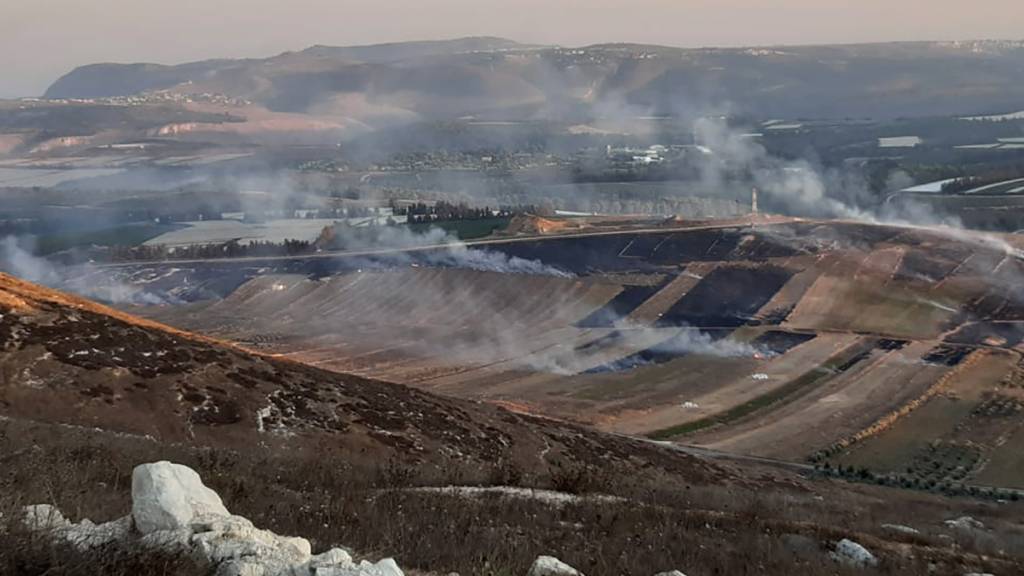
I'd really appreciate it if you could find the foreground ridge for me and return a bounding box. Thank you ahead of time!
[21,461,698,576]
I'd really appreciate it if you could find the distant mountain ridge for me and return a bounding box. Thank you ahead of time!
[43,37,1024,121]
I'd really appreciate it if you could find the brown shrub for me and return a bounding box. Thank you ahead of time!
[1,417,1022,576]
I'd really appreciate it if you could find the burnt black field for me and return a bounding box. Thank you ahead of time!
[752,331,817,355]
[922,344,974,366]
[583,328,737,374]
[894,251,963,284]
[576,278,673,328]
[498,226,809,273]
[655,266,795,328]
[82,221,901,306]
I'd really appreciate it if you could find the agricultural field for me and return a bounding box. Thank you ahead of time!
[33,222,182,254]
[143,219,347,248]
[405,216,512,240]
[126,219,1024,492]
[834,349,1024,488]
[890,177,1024,231]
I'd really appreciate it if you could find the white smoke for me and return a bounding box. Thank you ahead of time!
[688,115,1000,236]
[1,236,62,286]
[693,117,920,224]
[516,324,766,376]
[329,224,573,277]
[1,236,166,305]
[421,243,573,278]
[653,326,764,359]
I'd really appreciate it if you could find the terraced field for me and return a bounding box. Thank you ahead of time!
[132,220,1024,488]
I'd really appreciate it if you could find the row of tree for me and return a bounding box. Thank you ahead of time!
[108,239,315,262]
[391,200,536,223]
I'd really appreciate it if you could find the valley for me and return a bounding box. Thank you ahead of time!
[104,218,1024,491]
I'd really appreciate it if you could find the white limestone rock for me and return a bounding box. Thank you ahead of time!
[881,523,921,536]
[22,504,70,531]
[527,555,583,576]
[139,527,194,553]
[217,558,278,576]
[945,516,986,532]
[23,462,405,576]
[306,547,356,573]
[654,571,688,576]
[308,557,403,576]
[64,516,134,549]
[830,538,878,568]
[132,461,230,534]
[21,505,132,551]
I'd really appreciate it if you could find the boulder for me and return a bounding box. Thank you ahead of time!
[132,461,230,534]
[945,516,986,532]
[654,571,688,576]
[528,555,583,576]
[830,538,878,568]
[24,461,405,576]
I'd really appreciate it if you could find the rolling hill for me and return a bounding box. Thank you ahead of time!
[44,38,1024,122]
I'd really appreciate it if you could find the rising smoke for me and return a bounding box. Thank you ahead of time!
[487,323,764,376]
[690,116,952,225]
[0,236,166,305]
[328,224,573,277]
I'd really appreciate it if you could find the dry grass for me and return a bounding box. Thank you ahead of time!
[2,418,1024,576]
[0,527,204,576]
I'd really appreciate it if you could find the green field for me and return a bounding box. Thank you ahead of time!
[34,223,183,254]
[406,217,511,241]
[836,394,976,473]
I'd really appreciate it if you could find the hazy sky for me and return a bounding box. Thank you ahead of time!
[3,0,1023,98]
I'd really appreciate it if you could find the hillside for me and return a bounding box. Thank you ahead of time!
[6,271,1024,576]
[43,38,1024,121]
[0,271,715,479]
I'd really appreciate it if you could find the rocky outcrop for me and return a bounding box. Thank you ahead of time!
[22,503,133,550]
[23,461,403,576]
[830,539,878,568]
[945,516,986,532]
[132,461,231,534]
[528,556,583,576]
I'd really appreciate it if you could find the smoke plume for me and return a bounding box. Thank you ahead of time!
[1,236,166,305]
[328,224,573,277]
